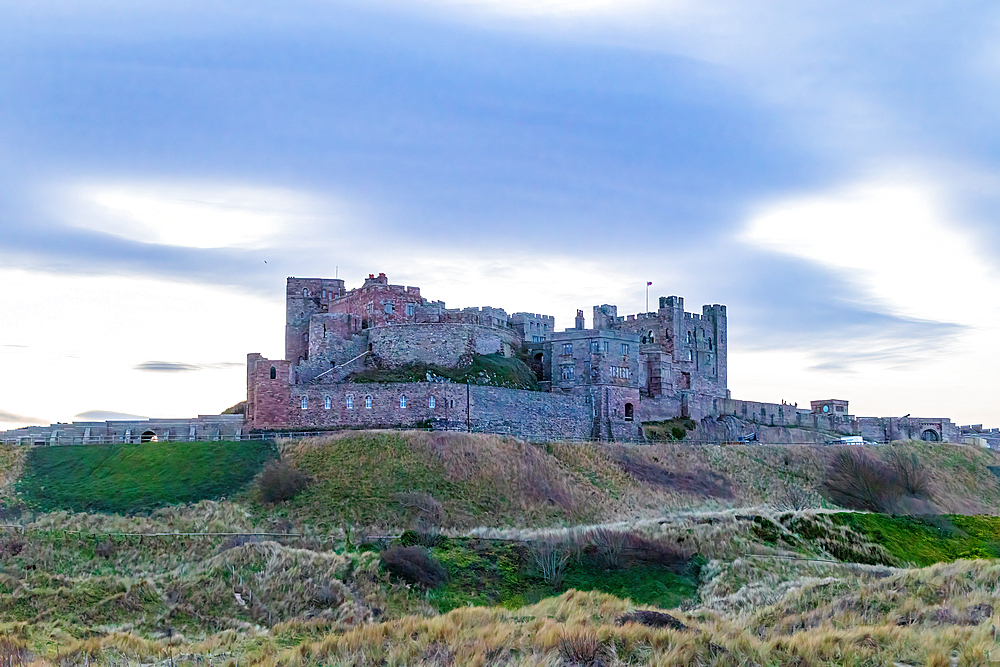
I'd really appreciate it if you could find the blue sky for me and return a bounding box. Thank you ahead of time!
[2,0,999,428]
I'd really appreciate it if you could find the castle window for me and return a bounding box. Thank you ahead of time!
[561,365,575,381]
[384,302,394,314]
[429,396,435,408]
[687,350,693,361]
[346,395,354,409]
[324,396,331,410]
[365,395,372,409]
[648,330,654,343]
[562,343,573,356]
[301,396,308,410]
[322,290,326,298]
[270,366,276,380]
[624,403,634,421]
[400,395,407,409]
[303,288,308,298]
[591,342,600,354]
[706,353,712,363]
[406,303,415,317]
[621,343,630,356]
[449,399,455,408]
[602,341,609,354]
[708,337,714,350]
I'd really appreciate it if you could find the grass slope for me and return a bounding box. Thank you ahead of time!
[283,432,609,528]
[17,440,276,513]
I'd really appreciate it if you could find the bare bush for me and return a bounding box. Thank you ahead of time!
[313,581,344,607]
[590,528,627,570]
[380,546,448,588]
[529,539,571,589]
[822,448,902,512]
[0,536,24,558]
[256,459,312,504]
[559,630,612,667]
[95,539,115,559]
[393,491,445,526]
[775,484,816,511]
[887,447,932,499]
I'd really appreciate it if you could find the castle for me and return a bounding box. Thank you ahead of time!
[3,272,988,446]
[244,272,933,443]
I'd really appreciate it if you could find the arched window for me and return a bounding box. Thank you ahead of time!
[365,395,372,409]
[269,366,276,380]
[324,396,331,410]
[400,395,407,409]
[302,288,308,298]
[300,396,308,410]
[346,394,354,409]
[429,396,436,408]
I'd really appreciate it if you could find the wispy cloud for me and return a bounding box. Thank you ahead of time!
[134,361,243,373]
[0,409,48,426]
[73,410,148,421]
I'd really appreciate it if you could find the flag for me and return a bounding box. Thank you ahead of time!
[646,281,652,286]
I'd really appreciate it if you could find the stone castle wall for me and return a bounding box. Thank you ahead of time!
[367,323,520,369]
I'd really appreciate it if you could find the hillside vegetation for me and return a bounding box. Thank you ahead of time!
[14,440,276,513]
[0,432,999,665]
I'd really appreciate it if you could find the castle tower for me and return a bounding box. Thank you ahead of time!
[702,303,727,391]
[285,277,345,363]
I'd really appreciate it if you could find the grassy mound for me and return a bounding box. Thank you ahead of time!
[17,440,276,513]
[282,432,606,528]
[347,353,539,390]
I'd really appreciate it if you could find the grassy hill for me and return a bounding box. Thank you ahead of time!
[0,432,998,665]
[14,440,276,513]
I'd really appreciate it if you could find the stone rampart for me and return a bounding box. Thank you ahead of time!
[367,323,520,368]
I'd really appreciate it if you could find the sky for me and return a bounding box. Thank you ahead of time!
[2,0,1000,429]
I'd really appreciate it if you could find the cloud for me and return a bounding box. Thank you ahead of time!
[0,409,48,426]
[73,410,148,421]
[134,361,243,373]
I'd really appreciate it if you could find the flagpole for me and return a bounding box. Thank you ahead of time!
[645,282,649,313]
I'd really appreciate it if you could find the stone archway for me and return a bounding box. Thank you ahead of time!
[920,429,940,442]
[140,430,158,443]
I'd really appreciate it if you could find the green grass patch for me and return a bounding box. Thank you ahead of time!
[829,512,1000,566]
[347,353,538,390]
[17,440,276,513]
[423,538,699,613]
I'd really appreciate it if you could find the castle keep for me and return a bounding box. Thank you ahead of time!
[245,273,732,441]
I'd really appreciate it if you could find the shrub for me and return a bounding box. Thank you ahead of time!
[256,460,312,504]
[590,528,627,570]
[529,539,571,589]
[887,447,931,499]
[822,448,902,513]
[380,546,448,588]
[559,630,612,667]
[616,609,691,631]
[393,491,445,526]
